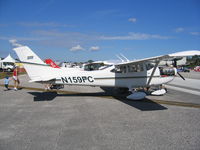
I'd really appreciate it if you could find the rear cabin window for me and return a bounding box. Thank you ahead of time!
[128,64,144,72]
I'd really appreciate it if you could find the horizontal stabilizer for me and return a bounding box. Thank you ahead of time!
[29,76,56,82]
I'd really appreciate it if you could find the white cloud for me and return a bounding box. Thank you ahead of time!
[128,18,137,23]
[18,22,73,27]
[1,30,172,51]
[9,39,24,47]
[32,30,98,45]
[0,35,47,41]
[175,27,184,33]
[70,45,84,51]
[33,30,68,37]
[190,32,200,36]
[100,32,171,40]
[90,46,100,51]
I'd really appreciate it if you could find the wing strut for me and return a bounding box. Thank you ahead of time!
[147,59,160,87]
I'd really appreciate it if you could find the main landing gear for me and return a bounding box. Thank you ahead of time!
[126,91,147,100]
[126,85,167,100]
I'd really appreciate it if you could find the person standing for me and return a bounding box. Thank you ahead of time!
[13,67,20,90]
[4,75,10,91]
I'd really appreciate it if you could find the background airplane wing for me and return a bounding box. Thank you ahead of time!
[115,50,200,66]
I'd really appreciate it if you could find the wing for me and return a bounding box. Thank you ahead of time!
[115,50,200,66]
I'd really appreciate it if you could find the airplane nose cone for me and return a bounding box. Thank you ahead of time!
[174,67,177,76]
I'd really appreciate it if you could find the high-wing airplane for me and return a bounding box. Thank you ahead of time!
[13,46,200,100]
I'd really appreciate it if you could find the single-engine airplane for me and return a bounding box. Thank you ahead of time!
[13,46,200,100]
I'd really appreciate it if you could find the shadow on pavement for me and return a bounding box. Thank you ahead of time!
[28,90,167,111]
[114,96,167,111]
[29,91,58,101]
[103,87,167,111]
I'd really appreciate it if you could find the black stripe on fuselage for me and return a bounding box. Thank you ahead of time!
[94,76,161,80]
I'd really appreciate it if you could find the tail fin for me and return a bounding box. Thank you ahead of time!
[13,46,58,82]
[44,59,60,68]
[13,46,45,64]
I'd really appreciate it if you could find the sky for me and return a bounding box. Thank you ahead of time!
[0,0,200,62]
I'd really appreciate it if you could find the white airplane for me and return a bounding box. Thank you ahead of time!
[13,46,200,100]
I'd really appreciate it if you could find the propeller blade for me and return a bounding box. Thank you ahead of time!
[177,72,185,80]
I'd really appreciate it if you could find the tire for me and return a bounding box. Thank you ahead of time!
[7,68,12,72]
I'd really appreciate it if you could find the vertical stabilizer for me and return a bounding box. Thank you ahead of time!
[13,46,45,64]
[13,46,54,81]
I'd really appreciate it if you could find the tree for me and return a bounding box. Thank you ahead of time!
[187,55,200,68]
[87,60,94,63]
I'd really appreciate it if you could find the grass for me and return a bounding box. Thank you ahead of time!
[0,72,12,79]
[0,71,26,79]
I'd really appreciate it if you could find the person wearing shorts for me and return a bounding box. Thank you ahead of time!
[13,67,20,90]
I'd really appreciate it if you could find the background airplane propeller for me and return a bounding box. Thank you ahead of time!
[173,58,185,80]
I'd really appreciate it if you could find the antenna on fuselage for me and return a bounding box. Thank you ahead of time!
[116,54,125,62]
[120,53,129,62]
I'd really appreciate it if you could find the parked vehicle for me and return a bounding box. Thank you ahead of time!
[194,66,200,72]
[0,62,15,72]
[177,67,190,72]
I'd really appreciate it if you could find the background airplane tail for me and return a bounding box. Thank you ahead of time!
[44,59,60,68]
[13,46,57,81]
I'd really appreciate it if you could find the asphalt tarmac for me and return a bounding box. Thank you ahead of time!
[0,73,200,150]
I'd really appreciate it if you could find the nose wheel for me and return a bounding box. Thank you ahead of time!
[149,84,167,96]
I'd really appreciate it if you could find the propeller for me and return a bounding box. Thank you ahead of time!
[173,58,185,80]
[177,72,185,80]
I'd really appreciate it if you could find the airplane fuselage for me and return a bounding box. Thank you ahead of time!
[52,65,175,88]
